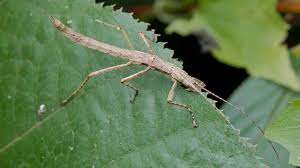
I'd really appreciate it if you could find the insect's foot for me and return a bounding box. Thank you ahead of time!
[129,90,139,104]
[192,121,198,128]
[190,110,198,128]
[129,98,135,104]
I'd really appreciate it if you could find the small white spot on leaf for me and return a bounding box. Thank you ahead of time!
[37,104,47,119]
[7,95,12,99]
[67,20,72,24]
[68,146,74,151]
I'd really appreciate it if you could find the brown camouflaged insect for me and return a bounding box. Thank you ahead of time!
[51,16,216,128]
[50,17,279,160]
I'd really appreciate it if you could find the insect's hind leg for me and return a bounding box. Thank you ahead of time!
[168,79,198,128]
[137,32,198,127]
[61,62,132,106]
[121,66,151,103]
[95,19,135,50]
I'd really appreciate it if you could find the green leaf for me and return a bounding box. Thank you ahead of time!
[0,0,266,167]
[167,0,300,92]
[153,0,196,23]
[291,45,300,58]
[265,100,300,166]
[222,56,300,167]
[222,78,293,168]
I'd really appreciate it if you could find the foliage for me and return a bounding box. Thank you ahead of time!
[164,0,300,92]
[222,55,300,167]
[266,100,300,166]
[153,0,196,23]
[0,0,266,167]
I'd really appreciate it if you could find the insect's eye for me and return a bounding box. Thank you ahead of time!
[193,82,199,87]
[193,82,201,89]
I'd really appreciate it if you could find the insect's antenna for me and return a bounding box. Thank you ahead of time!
[199,87,280,161]
[41,10,57,27]
[41,9,51,19]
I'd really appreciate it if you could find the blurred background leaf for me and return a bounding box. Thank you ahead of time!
[266,99,300,166]
[222,55,300,167]
[166,0,300,92]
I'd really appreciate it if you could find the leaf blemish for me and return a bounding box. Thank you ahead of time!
[37,104,46,119]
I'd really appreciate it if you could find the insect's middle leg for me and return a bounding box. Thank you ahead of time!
[121,66,151,103]
[167,79,198,128]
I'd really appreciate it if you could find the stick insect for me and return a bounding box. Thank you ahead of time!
[50,16,279,160]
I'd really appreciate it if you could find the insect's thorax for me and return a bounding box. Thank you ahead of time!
[130,51,205,92]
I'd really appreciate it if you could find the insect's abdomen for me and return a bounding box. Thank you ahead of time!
[146,56,205,92]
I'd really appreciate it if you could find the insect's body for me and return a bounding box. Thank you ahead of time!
[134,51,206,93]
[52,18,205,94]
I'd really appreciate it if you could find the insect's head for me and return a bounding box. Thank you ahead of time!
[192,77,206,91]
[49,16,67,32]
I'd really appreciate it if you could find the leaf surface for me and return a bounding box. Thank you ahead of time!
[222,56,300,167]
[265,100,300,166]
[0,0,266,167]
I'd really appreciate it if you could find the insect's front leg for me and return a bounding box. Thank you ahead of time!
[95,19,135,50]
[61,62,133,106]
[167,79,198,128]
[138,32,156,55]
